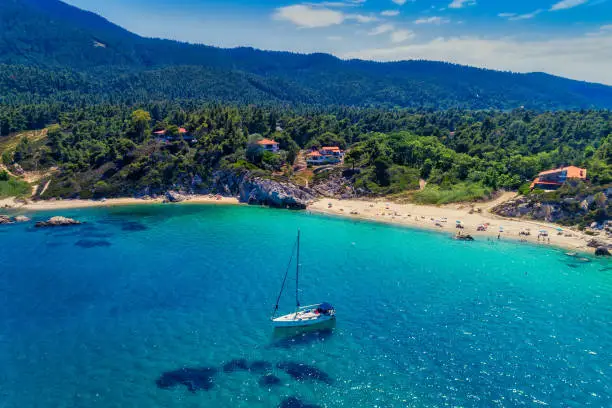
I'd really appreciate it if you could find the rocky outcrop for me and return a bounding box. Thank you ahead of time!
[239,177,315,209]
[35,216,81,228]
[0,215,13,225]
[14,215,31,223]
[211,170,316,209]
[587,238,609,249]
[311,168,358,199]
[165,191,187,203]
[595,247,611,256]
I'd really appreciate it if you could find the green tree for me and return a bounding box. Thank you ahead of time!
[131,109,151,142]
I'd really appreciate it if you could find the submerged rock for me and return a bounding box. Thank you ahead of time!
[454,234,475,241]
[75,239,112,248]
[595,247,611,257]
[276,361,333,384]
[222,358,249,373]
[249,360,273,374]
[14,215,31,223]
[35,216,81,228]
[156,367,218,393]
[259,374,282,387]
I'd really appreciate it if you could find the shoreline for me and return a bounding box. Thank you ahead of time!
[2,195,609,256]
[308,198,608,256]
[0,195,240,211]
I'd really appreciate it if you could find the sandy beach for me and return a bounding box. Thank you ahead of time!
[2,193,609,255]
[0,195,240,211]
[308,196,609,255]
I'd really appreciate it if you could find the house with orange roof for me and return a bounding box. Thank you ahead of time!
[306,146,344,165]
[530,166,587,190]
[257,138,280,153]
[153,127,196,143]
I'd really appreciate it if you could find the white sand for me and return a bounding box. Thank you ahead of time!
[308,197,609,254]
[0,195,240,210]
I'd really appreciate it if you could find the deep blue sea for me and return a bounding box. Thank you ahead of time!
[0,204,611,408]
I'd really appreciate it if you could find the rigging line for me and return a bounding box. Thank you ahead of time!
[271,238,298,318]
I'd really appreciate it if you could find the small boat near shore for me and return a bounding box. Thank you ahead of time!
[271,230,336,328]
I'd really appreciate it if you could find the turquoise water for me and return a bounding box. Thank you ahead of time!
[0,204,611,408]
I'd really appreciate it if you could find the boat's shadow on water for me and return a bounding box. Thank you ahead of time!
[270,320,336,349]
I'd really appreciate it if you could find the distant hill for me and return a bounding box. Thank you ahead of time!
[1,0,612,110]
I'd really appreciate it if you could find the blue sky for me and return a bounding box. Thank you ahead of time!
[63,0,612,85]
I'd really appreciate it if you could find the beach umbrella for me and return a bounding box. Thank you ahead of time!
[456,220,462,224]
[556,227,563,232]
[540,229,547,233]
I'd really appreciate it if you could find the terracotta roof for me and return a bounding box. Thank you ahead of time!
[179,127,187,134]
[538,166,587,179]
[321,146,341,151]
[257,139,278,145]
[308,151,322,157]
[153,130,165,135]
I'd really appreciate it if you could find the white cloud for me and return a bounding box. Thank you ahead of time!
[369,23,395,35]
[348,14,378,23]
[499,9,543,20]
[390,29,415,43]
[415,16,450,24]
[327,35,343,41]
[273,5,345,28]
[601,24,612,30]
[550,0,589,11]
[343,33,612,85]
[381,10,400,16]
[392,0,408,5]
[448,0,477,9]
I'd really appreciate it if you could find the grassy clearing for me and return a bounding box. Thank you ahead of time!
[411,183,494,205]
[0,177,31,198]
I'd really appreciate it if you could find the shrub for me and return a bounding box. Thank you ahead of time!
[413,183,493,205]
[0,177,30,198]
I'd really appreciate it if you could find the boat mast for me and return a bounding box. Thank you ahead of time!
[295,229,300,310]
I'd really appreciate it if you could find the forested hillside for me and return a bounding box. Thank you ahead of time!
[1,0,612,110]
[1,104,610,205]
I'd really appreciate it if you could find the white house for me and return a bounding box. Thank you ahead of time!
[257,138,280,153]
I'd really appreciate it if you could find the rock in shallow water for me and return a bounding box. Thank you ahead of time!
[222,358,249,373]
[156,367,218,393]
[14,215,31,223]
[595,247,611,256]
[276,361,333,384]
[35,216,81,228]
[0,215,13,225]
[75,239,112,248]
[259,374,282,387]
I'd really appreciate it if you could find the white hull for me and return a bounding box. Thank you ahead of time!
[272,304,336,328]
[272,313,335,328]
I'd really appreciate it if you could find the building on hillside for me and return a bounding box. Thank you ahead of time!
[530,166,587,190]
[306,146,344,165]
[154,127,196,143]
[257,139,280,153]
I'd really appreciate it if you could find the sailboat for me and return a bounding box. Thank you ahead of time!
[271,230,336,328]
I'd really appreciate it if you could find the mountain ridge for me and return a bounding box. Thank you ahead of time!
[1,0,612,109]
